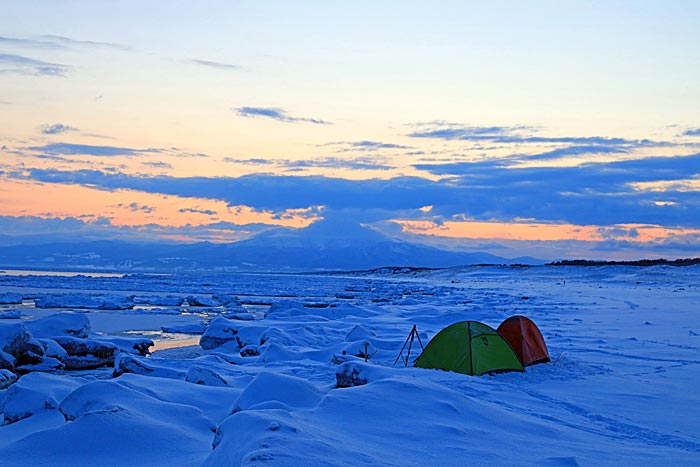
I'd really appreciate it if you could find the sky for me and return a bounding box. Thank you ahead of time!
[1,0,700,260]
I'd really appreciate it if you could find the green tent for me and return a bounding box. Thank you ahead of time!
[414,321,524,376]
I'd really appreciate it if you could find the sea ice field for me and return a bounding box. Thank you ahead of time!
[0,265,698,467]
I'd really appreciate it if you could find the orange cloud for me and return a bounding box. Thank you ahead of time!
[393,219,700,243]
[0,178,321,229]
[629,179,700,193]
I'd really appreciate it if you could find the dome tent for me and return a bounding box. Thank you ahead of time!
[497,315,550,366]
[414,321,523,376]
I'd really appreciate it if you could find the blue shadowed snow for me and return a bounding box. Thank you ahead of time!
[0,266,699,466]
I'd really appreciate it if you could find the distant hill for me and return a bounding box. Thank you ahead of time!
[548,258,700,267]
[0,221,541,272]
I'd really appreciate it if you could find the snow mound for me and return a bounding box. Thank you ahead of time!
[59,380,214,432]
[1,373,84,424]
[0,406,211,467]
[115,373,242,423]
[346,324,377,341]
[232,372,323,413]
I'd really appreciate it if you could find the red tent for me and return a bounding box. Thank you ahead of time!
[497,315,550,366]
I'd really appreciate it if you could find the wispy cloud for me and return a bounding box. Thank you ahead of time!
[682,128,700,137]
[142,161,173,169]
[407,123,649,146]
[40,123,79,135]
[0,34,129,51]
[179,207,217,215]
[285,157,392,171]
[0,53,70,76]
[39,34,130,51]
[223,157,273,165]
[188,59,240,70]
[348,141,409,149]
[519,144,628,161]
[28,142,150,156]
[0,36,62,49]
[223,156,392,171]
[322,140,411,151]
[234,106,331,125]
[117,202,154,213]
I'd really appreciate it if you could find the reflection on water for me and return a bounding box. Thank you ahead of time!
[150,333,203,352]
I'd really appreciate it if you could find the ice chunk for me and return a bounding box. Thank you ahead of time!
[335,361,393,388]
[199,317,268,351]
[133,295,184,306]
[224,312,256,321]
[185,295,220,307]
[0,294,23,305]
[0,350,16,371]
[49,336,116,370]
[186,366,229,386]
[33,293,134,310]
[113,353,187,380]
[0,322,30,358]
[161,323,206,334]
[268,299,306,315]
[25,313,90,339]
[15,356,65,373]
[93,336,153,356]
[212,294,241,307]
[0,369,17,390]
[36,338,68,359]
[0,310,23,319]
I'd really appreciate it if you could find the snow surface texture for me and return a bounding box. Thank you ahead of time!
[0,266,699,466]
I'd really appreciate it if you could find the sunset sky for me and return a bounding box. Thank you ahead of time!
[1,1,700,260]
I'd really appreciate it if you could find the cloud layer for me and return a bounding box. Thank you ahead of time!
[12,148,700,230]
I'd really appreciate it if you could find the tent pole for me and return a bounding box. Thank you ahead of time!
[552,352,564,365]
[405,326,416,367]
[393,325,415,366]
[415,328,425,351]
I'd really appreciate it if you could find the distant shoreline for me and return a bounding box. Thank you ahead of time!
[1,257,700,277]
[547,258,700,267]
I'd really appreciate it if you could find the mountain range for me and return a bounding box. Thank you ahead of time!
[0,221,541,272]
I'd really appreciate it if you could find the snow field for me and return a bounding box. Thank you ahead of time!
[0,265,698,466]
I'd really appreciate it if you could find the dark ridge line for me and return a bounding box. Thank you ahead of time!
[548,258,700,267]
